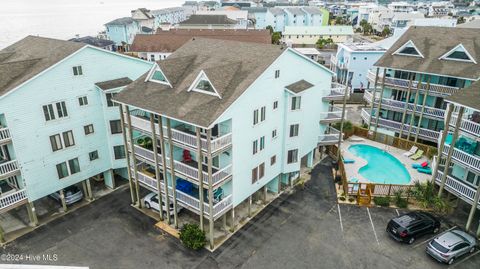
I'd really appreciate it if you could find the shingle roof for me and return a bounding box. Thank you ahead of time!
[69,36,114,48]
[283,26,354,35]
[242,7,268,13]
[131,29,271,52]
[301,7,323,15]
[0,36,85,97]
[285,8,306,16]
[105,17,136,26]
[285,79,314,93]
[179,14,237,25]
[151,7,185,15]
[95,77,133,91]
[269,8,286,16]
[115,38,285,127]
[446,80,480,111]
[374,26,480,80]
[457,19,480,29]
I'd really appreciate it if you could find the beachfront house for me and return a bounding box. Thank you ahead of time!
[282,26,354,45]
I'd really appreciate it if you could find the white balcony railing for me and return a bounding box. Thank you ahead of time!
[129,115,232,153]
[318,127,341,146]
[319,106,343,124]
[0,160,20,179]
[0,189,27,212]
[133,145,232,187]
[0,127,11,144]
[367,70,460,97]
[135,171,233,219]
[450,113,480,137]
[435,170,480,209]
[323,82,348,102]
[364,90,445,120]
[361,109,440,142]
[442,143,480,174]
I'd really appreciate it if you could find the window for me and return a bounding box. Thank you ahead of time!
[43,104,55,121]
[56,101,68,118]
[253,139,258,155]
[259,163,265,179]
[287,149,298,164]
[289,124,299,137]
[260,136,265,151]
[273,101,278,110]
[84,124,94,135]
[393,40,423,58]
[439,44,476,63]
[89,150,99,161]
[43,101,67,121]
[114,145,126,159]
[68,158,80,174]
[275,70,280,78]
[260,106,266,122]
[252,167,258,183]
[272,129,277,139]
[152,70,167,82]
[253,109,259,125]
[150,54,155,61]
[50,134,62,152]
[291,96,301,110]
[78,96,88,106]
[62,130,75,147]
[106,93,119,107]
[110,120,122,134]
[195,80,215,93]
[56,162,69,179]
[271,155,276,165]
[73,66,83,76]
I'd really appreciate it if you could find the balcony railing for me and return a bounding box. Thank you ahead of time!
[441,143,480,174]
[450,113,480,137]
[363,90,445,120]
[0,189,27,213]
[361,108,440,142]
[367,70,460,97]
[319,106,343,124]
[129,115,232,153]
[0,160,20,179]
[322,82,348,102]
[434,170,480,209]
[135,171,233,220]
[0,127,11,145]
[318,127,341,146]
[133,145,232,187]
[330,55,347,69]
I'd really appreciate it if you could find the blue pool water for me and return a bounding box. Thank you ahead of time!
[348,144,411,184]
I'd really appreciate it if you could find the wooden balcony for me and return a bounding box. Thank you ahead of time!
[322,82,348,102]
[135,171,233,220]
[0,160,20,180]
[319,106,343,124]
[450,113,480,137]
[0,189,27,213]
[367,70,460,97]
[132,145,232,188]
[363,90,445,120]
[361,108,439,142]
[318,127,342,146]
[129,115,232,154]
[0,127,12,145]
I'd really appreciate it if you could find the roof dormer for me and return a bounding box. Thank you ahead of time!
[439,44,477,64]
[392,40,424,58]
[146,64,172,87]
[187,70,221,99]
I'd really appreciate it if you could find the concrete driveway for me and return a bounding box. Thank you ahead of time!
[3,158,480,269]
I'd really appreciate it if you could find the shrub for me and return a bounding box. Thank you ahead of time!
[348,197,355,203]
[373,196,390,207]
[408,181,451,214]
[179,223,206,250]
[394,190,408,208]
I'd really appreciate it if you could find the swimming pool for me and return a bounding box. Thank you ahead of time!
[348,144,411,184]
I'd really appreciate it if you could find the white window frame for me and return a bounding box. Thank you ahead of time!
[287,149,298,164]
[73,65,83,76]
[272,129,277,139]
[146,64,172,87]
[291,96,301,111]
[289,124,299,137]
[187,70,221,99]
[392,40,424,58]
[78,96,88,106]
[260,106,266,122]
[438,44,477,64]
[253,139,258,155]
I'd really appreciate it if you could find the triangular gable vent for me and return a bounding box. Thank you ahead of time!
[187,70,221,99]
[146,64,172,87]
[392,40,424,58]
[439,44,477,64]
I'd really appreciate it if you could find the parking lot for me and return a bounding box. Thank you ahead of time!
[3,158,480,269]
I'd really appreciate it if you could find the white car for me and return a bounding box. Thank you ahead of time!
[143,192,182,216]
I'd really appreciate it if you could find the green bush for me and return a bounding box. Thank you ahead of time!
[373,196,390,207]
[394,191,408,208]
[179,223,206,250]
[408,181,451,214]
[348,197,355,203]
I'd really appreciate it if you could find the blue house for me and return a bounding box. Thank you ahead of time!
[105,17,140,51]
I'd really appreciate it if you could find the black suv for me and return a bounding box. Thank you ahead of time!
[386,211,440,244]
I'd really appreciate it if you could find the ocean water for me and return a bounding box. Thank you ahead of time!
[0,0,185,49]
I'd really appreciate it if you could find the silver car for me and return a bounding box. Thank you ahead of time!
[426,229,477,265]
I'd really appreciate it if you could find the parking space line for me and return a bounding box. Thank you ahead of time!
[337,204,344,233]
[366,207,379,245]
[412,226,457,249]
[450,250,480,268]
[395,209,400,216]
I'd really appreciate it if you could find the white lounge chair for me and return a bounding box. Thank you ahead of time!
[403,146,418,157]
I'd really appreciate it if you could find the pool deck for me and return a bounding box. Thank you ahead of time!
[341,136,431,185]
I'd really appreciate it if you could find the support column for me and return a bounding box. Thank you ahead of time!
[248,195,252,217]
[277,176,282,194]
[407,75,423,141]
[166,119,178,228]
[438,106,464,197]
[85,178,93,200]
[398,74,414,138]
[414,76,431,143]
[150,114,163,221]
[466,184,480,231]
[195,127,205,231]
[59,190,67,212]
[431,103,453,184]
[230,208,235,231]
[373,68,387,138]
[262,185,267,204]
[126,106,140,207]
[222,214,227,231]
[119,105,136,205]
[26,202,38,226]
[206,129,215,249]
[82,181,89,201]
[104,169,115,189]
[367,68,380,131]
[336,85,349,161]
[158,116,171,224]
[0,223,4,244]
